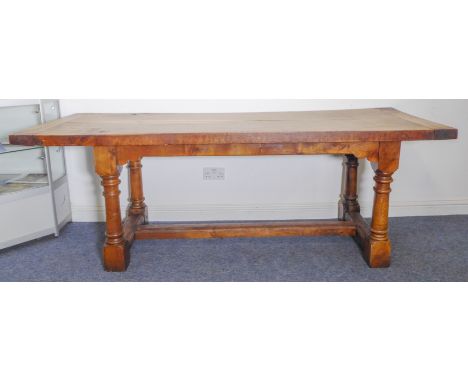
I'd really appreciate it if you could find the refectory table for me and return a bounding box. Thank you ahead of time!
[10,108,457,271]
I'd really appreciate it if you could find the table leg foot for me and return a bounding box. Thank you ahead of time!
[103,243,130,272]
[365,240,391,268]
[346,211,392,268]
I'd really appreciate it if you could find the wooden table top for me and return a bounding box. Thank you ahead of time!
[9,108,457,146]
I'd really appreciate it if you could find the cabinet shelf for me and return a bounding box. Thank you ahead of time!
[0,181,48,196]
[0,173,48,195]
[0,144,42,155]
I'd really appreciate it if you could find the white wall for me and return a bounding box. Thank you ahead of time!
[59,100,467,222]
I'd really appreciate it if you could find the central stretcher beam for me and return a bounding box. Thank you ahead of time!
[134,220,357,240]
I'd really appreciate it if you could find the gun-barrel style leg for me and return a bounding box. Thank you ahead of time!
[339,154,360,220]
[95,147,129,271]
[127,159,148,223]
[366,142,400,267]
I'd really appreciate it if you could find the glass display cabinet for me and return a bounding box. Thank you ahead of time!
[0,100,71,250]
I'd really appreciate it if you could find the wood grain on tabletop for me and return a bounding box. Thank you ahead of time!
[9,108,458,146]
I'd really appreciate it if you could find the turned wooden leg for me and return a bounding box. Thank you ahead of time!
[339,154,360,220]
[101,174,129,271]
[95,147,129,271]
[366,142,401,267]
[127,159,148,223]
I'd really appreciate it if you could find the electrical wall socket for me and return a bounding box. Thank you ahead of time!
[203,167,225,180]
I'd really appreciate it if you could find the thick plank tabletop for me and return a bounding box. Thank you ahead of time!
[9,108,457,146]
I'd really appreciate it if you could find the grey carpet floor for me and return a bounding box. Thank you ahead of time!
[0,215,467,281]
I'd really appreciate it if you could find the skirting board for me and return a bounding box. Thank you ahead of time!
[70,199,468,222]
